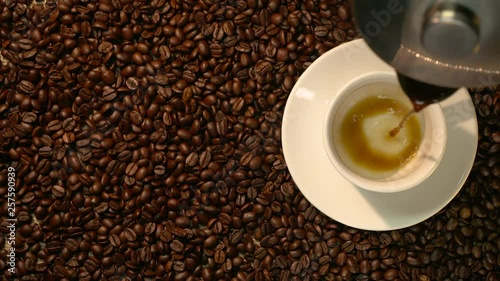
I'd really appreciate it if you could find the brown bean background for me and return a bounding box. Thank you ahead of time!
[0,0,499,280]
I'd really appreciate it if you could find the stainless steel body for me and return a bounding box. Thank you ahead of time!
[351,0,500,88]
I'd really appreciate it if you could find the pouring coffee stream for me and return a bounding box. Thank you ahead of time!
[388,73,460,137]
[388,109,415,137]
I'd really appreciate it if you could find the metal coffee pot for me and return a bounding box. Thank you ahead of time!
[351,0,500,106]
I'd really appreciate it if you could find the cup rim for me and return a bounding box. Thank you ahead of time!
[323,71,448,193]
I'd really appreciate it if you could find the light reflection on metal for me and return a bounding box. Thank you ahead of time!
[398,44,500,75]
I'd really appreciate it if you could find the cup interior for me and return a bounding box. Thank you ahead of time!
[323,72,447,193]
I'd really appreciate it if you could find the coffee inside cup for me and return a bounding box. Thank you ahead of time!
[332,82,425,180]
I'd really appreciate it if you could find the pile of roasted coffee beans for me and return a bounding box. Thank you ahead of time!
[0,0,498,280]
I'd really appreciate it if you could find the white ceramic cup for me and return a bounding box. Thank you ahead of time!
[323,71,447,193]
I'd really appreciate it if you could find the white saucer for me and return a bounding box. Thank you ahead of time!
[282,39,478,231]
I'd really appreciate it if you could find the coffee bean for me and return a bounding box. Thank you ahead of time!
[247,186,258,199]
[52,185,65,198]
[172,260,185,272]
[108,233,120,247]
[345,256,359,273]
[334,29,347,42]
[186,152,199,166]
[39,146,53,158]
[255,61,273,77]
[3,49,19,63]
[129,111,143,125]
[290,260,303,275]
[242,212,256,223]
[204,235,218,249]
[300,254,310,269]
[125,77,139,90]
[19,38,34,50]
[229,230,243,245]
[239,152,251,167]
[123,228,137,241]
[98,41,113,53]
[210,43,224,57]
[265,24,280,36]
[124,162,138,176]
[314,26,328,37]
[215,111,228,136]
[456,264,470,279]
[341,241,355,252]
[280,182,295,197]
[215,249,226,264]
[472,205,488,218]
[154,165,166,176]
[21,112,37,123]
[177,128,192,140]
[201,267,214,280]
[199,151,211,168]
[167,239,183,253]
[158,45,171,59]
[254,248,267,260]
[338,5,351,21]
[17,80,35,94]
[384,268,399,280]
[154,74,169,85]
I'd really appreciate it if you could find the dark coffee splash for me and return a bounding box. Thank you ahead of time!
[397,73,459,112]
